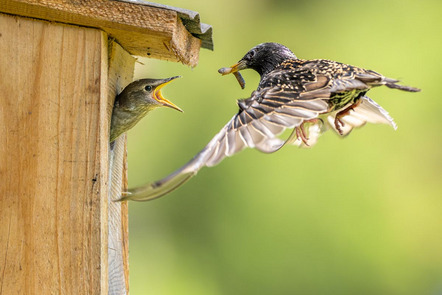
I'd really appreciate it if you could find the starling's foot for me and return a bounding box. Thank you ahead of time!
[296,119,320,145]
[334,99,362,135]
[295,126,309,146]
[334,118,345,135]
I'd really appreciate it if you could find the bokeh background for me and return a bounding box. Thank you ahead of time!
[128,0,442,294]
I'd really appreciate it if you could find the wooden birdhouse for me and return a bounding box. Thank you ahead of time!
[0,1,212,294]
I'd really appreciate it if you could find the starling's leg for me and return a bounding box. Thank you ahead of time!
[334,99,362,135]
[295,127,308,145]
[295,118,320,146]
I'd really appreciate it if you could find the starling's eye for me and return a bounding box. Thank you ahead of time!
[244,50,255,61]
[144,85,152,91]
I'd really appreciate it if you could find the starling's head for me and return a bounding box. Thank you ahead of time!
[219,42,297,77]
[117,76,183,113]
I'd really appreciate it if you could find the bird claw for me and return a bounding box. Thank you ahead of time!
[296,119,320,146]
[334,99,362,135]
[296,126,310,146]
[334,118,345,135]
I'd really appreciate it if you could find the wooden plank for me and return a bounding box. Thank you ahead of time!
[107,41,135,295]
[121,141,130,292]
[0,13,109,294]
[0,0,201,66]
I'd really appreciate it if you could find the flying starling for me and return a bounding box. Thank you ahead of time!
[110,76,182,143]
[118,42,420,201]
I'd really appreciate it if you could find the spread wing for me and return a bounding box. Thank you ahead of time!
[202,87,330,166]
[117,64,408,202]
[116,72,334,202]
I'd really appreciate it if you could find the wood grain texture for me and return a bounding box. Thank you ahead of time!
[121,141,130,292]
[0,0,201,66]
[107,41,135,295]
[0,13,109,294]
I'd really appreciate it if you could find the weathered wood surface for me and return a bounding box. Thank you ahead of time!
[107,41,134,295]
[0,13,109,294]
[0,0,202,66]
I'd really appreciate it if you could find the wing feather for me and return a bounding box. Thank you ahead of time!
[119,60,405,201]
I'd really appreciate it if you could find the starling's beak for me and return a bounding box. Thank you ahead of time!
[154,76,183,112]
[218,60,247,89]
[218,59,248,75]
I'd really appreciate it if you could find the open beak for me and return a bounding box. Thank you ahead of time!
[154,76,183,112]
[218,59,248,76]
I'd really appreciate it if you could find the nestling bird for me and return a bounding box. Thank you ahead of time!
[118,42,420,201]
[110,76,182,143]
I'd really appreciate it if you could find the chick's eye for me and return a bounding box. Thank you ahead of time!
[144,85,152,91]
[248,50,255,59]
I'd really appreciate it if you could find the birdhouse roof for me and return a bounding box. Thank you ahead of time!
[0,0,213,67]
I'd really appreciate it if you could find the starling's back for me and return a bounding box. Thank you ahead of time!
[256,58,419,113]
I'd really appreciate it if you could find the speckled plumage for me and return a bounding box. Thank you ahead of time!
[119,42,420,201]
[253,57,416,112]
[226,43,420,147]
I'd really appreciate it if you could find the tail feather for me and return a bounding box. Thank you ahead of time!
[385,79,421,92]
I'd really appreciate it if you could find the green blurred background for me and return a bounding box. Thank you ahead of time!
[127,0,442,294]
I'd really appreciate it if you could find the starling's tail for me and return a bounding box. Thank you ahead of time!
[384,78,421,92]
